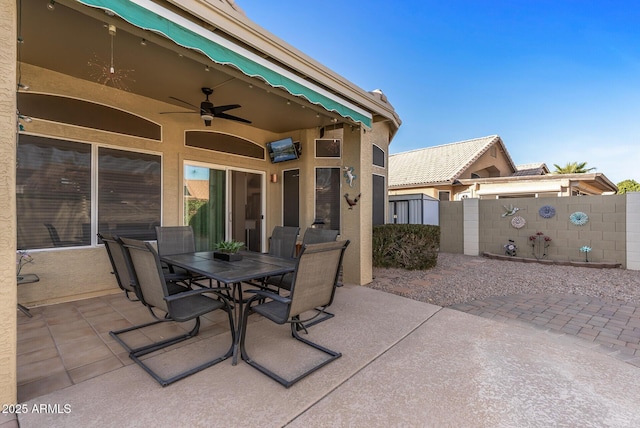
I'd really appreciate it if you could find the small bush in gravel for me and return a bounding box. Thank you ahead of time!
[373,224,439,270]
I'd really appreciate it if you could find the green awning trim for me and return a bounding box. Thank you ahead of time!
[76,0,372,127]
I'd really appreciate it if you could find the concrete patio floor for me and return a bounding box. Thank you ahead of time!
[10,285,640,427]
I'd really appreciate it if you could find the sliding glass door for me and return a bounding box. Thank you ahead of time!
[184,163,264,252]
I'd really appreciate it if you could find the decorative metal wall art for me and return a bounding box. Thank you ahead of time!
[538,205,556,219]
[511,215,526,229]
[570,211,589,226]
[343,166,356,187]
[502,204,520,217]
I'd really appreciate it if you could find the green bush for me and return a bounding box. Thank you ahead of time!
[372,224,440,270]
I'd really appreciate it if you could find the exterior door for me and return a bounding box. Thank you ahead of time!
[184,163,264,252]
[231,170,263,252]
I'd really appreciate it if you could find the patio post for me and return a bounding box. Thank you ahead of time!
[0,0,19,405]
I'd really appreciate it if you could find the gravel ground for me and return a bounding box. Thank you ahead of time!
[365,252,640,307]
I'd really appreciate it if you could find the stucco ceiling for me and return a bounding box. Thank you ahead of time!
[18,0,344,133]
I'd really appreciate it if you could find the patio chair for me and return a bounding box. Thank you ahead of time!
[264,227,339,291]
[239,240,349,388]
[44,223,83,247]
[99,233,139,301]
[100,233,195,356]
[155,225,207,285]
[120,237,235,387]
[268,226,300,258]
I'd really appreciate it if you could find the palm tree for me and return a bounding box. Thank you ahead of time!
[552,162,596,174]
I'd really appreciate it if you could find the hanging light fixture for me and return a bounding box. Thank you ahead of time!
[108,24,116,74]
[47,0,55,11]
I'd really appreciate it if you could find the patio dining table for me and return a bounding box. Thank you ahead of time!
[160,251,295,364]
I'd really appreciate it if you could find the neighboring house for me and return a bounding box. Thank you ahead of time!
[389,135,617,201]
[1,0,401,402]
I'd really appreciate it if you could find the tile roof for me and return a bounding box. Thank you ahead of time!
[513,163,549,176]
[389,135,512,187]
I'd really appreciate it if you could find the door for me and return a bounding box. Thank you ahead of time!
[231,170,263,252]
[184,164,226,251]
[184,163,264,252]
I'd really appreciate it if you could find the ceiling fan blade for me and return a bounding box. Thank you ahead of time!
[169,96,199,110]
[213,104,241,114]
[215,112,252,124]
[159,111,198,114]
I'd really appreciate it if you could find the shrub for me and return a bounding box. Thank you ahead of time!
[372,224,440,270]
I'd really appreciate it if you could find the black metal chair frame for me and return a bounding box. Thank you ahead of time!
[239,240,349,388]
[100,233,199,357]
[264,227,341,328]
[120,237,235,387]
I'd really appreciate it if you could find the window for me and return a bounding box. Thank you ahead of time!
[372,174,385,225]
[17,135,91,249]
[438,191,450,201]
[16,134,161,249]
[315,139,341,158]
[98,148,161,240]
[315,168,341,230]
[373,145,385,167]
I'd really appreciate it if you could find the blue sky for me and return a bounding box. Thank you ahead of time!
[239,0,639,185]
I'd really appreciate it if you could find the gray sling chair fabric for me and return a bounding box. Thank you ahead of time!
[265,227,339,291]
[243,225,299,298]
[263,228,340,328]
[240,240,349,388]
[268,226,300,258]
[155,226,209,286]
[117,237,236,387]
[100,233,198,356]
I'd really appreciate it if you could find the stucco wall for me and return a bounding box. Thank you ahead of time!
[1,0,17,405]
[439,201,464,253]
[441,195,628,267]
[16,63,384,307]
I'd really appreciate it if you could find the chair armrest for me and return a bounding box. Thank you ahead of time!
[245,289,291,304]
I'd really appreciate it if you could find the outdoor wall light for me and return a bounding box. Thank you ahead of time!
[270,173,278,183]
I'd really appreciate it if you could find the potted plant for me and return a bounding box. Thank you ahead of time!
[213,240,245,261]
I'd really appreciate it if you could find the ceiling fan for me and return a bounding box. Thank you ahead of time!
[160,87,251,126]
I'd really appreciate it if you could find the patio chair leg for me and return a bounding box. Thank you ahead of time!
[128,307,235,387]
[109,317,200,356]
[17,304,32,318]
[240,309,341,388]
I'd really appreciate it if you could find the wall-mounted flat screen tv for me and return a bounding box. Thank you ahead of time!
[266,137,298,163]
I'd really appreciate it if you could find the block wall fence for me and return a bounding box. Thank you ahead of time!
[439,192,640,270]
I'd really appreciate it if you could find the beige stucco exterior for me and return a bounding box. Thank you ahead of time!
[16,62,391,305]
[1,0,18,405]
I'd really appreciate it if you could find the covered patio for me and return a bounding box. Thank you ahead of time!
[1,0,400,405]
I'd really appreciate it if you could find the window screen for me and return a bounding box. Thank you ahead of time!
[315,168,341,231]
[98,148,161,240]
[373,174,385,225]
[17,135,91,249]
